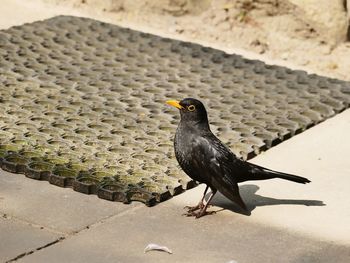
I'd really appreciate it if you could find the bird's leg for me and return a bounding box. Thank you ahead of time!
[195,189,217,219]
[184,185,209,212]
[184,189,217,218]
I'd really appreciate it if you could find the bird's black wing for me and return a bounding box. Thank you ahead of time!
[191,135,247,211]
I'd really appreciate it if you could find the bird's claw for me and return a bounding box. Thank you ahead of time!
[182,209,216,218]
[183,203,205,212]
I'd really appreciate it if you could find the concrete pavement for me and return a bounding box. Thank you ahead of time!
[0,217,61,262]
[0,1,350,262]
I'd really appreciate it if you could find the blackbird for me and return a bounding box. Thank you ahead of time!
[166,98,310,218]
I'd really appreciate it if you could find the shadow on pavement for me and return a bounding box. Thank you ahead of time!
[209,184,325,216]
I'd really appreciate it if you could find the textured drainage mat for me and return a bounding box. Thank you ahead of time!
[0,16,350,206]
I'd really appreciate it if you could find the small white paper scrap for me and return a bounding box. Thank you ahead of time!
[144,243,173,254]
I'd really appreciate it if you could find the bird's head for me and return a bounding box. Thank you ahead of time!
[166,98,209,125]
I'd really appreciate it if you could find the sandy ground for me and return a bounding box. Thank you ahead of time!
[33,0,350,81]
[1,0,350,82]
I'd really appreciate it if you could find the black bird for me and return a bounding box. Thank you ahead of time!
[166,98,311,218]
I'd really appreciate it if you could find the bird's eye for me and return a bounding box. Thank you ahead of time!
[187,105,196,111]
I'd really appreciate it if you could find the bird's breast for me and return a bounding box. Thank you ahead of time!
[174,130,191,168]
[174,126,204,182]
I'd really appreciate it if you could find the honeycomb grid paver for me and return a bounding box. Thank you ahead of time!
[0,16,349,206]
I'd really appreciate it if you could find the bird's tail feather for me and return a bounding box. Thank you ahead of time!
[262,168,311,184]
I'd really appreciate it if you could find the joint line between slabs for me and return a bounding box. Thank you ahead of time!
[5,237,65,263]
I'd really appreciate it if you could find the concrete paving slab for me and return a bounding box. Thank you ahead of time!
[0,217,61,262]
[17,188,350,263]
[246,108,350,244]
[0,171,142,234]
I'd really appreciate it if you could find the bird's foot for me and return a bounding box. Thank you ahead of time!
[195,209,216,219]
[182,209,216,218]
[183,202,206,213]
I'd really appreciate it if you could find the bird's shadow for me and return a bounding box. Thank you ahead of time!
[207,184,325,216]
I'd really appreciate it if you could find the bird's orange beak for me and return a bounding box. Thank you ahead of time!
[166,100,183,109]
